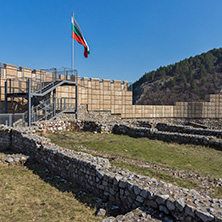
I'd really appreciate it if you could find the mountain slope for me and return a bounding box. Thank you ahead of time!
[133,48,222,105]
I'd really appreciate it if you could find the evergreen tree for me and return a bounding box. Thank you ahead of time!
[182,74,187,84]
[191,78,197,91]
[200,66,207,78]
[154,84,159,92]
[201,77,207,86]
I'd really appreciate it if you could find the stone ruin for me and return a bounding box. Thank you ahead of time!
[1,120,222,222]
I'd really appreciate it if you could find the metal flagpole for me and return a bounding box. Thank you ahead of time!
[72,12,78,119]
[72,12,74,73]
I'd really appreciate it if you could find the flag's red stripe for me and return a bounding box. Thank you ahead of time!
[72,31,89,58]
[84,48,88,58]
[72,31,87,48]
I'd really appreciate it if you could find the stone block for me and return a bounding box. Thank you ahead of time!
[195,211,214,222]
[159,205,169,214]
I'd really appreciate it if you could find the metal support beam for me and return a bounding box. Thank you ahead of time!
[44,105,47,120]
[9,79,11,93]
[31,96,34,122]
[64,97,66,109]
[28,79,32,126]
[5,81,8,113]
[75,70,78,119]
[22,114,25,127]
[9,114,12,127]
[52,68,56,83]
[4,69,77,125]
[40,76,42,94]
[53,89,56,116]
[75,83,78,119]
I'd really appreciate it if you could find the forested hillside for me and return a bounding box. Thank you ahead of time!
[133,48,222,105]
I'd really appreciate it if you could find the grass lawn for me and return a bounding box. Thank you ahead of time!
[46,131,222,198]
[47,131,222,178]
[0,164,100,222]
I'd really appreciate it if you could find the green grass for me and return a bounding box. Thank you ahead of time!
[113,161,200,189]
[47,131,222,179]
[0,165,101,222]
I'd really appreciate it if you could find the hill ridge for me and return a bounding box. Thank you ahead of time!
[133,48,222,105]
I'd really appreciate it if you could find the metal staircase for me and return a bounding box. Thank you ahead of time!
[4,68,78,126]
[31,97,76,122]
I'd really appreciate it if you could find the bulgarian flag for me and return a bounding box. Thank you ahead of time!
[71,16,90,58]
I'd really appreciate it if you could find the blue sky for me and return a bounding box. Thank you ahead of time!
[1,0,222,83]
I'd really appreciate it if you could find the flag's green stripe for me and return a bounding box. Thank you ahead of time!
[74,28,84,40]
[72,23,84,40]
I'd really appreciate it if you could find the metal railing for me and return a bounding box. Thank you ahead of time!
[5,77,54,94]
[6,78,28,94]
[56,97,76,111]
[0,96,76,127]
[31,97,76,123]
[0,113,27,127]
[34,68,77,94]
[5,68,78,95]
[0,63,4,78]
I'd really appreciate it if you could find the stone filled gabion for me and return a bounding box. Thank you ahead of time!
[0,123,222,221]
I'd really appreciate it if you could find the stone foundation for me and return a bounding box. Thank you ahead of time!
[0,124,222,221]
[113,124,222,150]
[33,119,222,150]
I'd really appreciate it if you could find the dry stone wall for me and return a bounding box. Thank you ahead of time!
[32,119,222,150]
[113,124,222,150]
[0,125,11,151]
[0,124,222,221]
[156,123,222,138]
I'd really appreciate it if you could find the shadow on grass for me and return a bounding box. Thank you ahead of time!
[26,158,172,221]
[24,158,122,217]
[1,149,174,221]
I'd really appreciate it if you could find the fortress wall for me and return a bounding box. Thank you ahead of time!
[0,65,18,113]
[173,97,222,119]
[19,66,32,78]
[0,64,132,114]
[4,64,18,77]
[0,79,5,101]
[209,94,222,118]
[120,97,222,119]
[0,65,6,105]
[79,78,132,112]
[87,78,101,110]
[121,105,174,119]
[1,63,222,119]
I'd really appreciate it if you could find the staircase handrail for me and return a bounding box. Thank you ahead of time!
[31,97,76,122]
